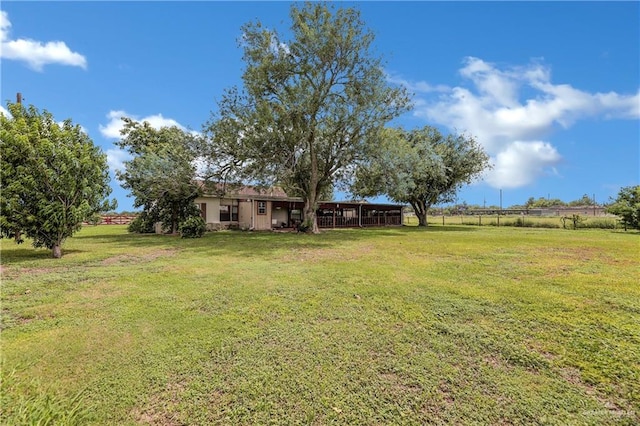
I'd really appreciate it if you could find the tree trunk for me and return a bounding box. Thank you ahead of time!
[171,206,178,234]
[411,200,428,227]
[52,243,62,258]
[416,211,428,227]
[303,196,319,233]
[305,128,320,234]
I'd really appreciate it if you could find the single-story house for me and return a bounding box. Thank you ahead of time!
[192,186,404,231]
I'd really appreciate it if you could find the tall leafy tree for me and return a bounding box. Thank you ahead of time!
[606,185,640,230]
[0,102,115,258]
[205,2,410,233]
[115,118,202,234]
[354,126,491,227]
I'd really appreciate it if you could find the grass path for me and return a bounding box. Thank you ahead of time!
[1,225,638,424]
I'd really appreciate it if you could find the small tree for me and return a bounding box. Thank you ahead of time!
[1,103,115,258]
[116,119,203,234]
[606,185,640,230]
[568,194,595,207]
[354,126,490,227]
[205,2,410,233]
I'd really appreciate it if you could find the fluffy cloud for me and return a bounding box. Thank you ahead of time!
[99,110,185,139]
[1,11,87,71]
[485,141,561,188]
[106,148,131,175]
[402,57,639,188]
[0,105,10,118]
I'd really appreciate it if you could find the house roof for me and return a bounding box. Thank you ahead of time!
[196,181,404,208]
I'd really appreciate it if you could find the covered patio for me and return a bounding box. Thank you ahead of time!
[271,200,403,229]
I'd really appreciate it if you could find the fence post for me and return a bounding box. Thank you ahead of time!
[479,215,482,226]
[442,215,445,226]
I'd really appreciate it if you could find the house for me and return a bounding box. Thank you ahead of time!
[193,185,404,231]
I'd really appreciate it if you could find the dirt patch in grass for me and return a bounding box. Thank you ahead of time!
[133,380,187,425]
[0,309,36,330]
[101,249,178,266]
[292,245,373,263]
[1,266,59,280]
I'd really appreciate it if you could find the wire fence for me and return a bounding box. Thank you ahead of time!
[403,214,621,229]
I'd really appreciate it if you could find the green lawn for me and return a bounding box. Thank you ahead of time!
[1,225,638,425]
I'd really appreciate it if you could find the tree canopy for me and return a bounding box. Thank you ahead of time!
[354,126,490,227]
[606,185,640,230]
[0,102,115,258]
[115,118,203,234]
[205,2,411,233]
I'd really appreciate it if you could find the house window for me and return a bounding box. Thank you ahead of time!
[257,201,267,215]
[290,209,302,222]
[220,205,230,221]
[219,205,238,222]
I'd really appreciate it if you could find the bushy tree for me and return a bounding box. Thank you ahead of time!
[115,119,203,234]
[568,194,596,207]
[606,185,640,230]
[354,126,490,227]
[205,2,410,233]
[1,102,115,258]
[525,197,567,208]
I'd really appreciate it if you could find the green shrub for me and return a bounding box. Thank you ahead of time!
[127,215,155,234]
[179,216,206,238]
[582,218,617,229]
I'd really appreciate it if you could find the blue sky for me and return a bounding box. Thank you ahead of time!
[2,1,638,211]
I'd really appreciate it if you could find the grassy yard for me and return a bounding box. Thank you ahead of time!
[1,225,638,425]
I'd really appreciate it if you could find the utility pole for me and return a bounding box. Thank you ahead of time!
[498,189,502,227]
[16,92,22,104]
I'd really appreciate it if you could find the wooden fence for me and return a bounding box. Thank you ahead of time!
[83,215,138,226]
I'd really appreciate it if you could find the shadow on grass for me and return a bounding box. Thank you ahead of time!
[400,225,479,233]
[3,225,481,265]
[1,247,84,264]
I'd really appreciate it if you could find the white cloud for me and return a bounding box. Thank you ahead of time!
[106,148,132,175]
[485,141,561,188]
[0,105,10,118]
[99,110,186,139]
[0,11,87,71]
[405,56,639,188]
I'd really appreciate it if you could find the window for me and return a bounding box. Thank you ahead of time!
[257,201,267,215]
[290,209,302,222]
[220,205,230,221]
[219,204,238,222]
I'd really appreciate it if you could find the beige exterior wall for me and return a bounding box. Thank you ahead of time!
[194,197,220,224]
[238,200,252,229]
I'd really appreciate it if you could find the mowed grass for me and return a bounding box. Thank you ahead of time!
[1,225,638,425]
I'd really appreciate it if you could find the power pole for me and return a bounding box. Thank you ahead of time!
[16,92,22,104]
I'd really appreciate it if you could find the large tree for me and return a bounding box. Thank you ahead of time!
[0,102,115,258]
[606,185,640,230]
[354,126,491,227]
[205,2,410,233]
[115,118,202,234]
